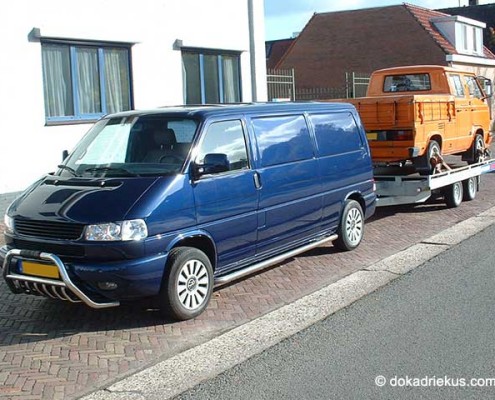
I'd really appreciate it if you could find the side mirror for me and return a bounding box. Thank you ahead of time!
[485,80,492,96]
[191,153,230,179]
[62,150,69,161]
[477,76,492,97]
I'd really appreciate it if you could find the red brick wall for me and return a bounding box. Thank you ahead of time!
[277,6,448,90]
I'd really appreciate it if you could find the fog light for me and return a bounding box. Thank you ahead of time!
[97,282,118,291]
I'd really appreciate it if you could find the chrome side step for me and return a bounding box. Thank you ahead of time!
[215,234,338,286]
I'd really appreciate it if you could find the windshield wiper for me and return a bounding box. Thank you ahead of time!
[83,166,140,177]
[57,164,79,177]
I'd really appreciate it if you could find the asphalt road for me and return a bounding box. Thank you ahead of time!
[174,223,495,400]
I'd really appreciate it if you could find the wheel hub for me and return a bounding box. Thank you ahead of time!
[186,277,197,291]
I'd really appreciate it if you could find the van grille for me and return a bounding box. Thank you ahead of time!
[14,219,84,240]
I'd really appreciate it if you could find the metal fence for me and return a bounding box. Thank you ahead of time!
[295,87,346,100]
[345,72,370,98]
[266,69,371,101]
[267,68,295,101]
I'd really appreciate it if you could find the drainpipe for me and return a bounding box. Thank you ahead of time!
[248,0,258,102]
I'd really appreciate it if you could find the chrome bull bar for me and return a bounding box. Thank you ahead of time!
[2,249,119,309]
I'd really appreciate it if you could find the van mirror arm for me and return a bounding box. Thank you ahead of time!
[190,162,203,181]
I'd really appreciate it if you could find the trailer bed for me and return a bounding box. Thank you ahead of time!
[375,159,495,207]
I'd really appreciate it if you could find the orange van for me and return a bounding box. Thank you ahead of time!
[343,65,492,173]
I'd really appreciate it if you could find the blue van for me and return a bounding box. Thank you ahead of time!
[1,103,375,320]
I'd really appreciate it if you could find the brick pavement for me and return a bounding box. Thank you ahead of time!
[1,173,495,399]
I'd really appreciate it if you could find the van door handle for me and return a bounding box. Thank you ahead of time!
[253,172,262,189]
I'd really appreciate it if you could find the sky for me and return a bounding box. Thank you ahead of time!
[264,0,494,40]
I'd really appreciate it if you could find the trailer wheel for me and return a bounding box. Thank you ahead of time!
[443,181,463,208]
[462,177,477,201]
[334,200,364,251]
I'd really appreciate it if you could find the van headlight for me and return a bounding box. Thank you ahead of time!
[85,219,148,241]
[3,214,14,233]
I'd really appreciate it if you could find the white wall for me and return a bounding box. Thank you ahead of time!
[0,0,267,195]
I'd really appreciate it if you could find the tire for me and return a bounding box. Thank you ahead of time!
[462,177,477,201]
[334,200,364,251]
[158,247,213,321]
[443,181,463,208]
[470,134,485,165]
[416,140,441,175]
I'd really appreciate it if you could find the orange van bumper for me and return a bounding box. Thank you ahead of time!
[369,141,422,163]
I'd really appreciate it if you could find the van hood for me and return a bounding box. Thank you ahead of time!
[8,175,163,224]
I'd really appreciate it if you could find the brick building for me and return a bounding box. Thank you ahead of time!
[274,4,495,96]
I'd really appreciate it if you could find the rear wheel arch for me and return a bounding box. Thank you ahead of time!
[346,192,366,213]
[428,134,443,152]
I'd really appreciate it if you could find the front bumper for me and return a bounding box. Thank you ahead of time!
[3,249,119,308]
[1,247,168,308]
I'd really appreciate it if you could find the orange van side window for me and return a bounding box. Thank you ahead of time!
[464,76,483,99]
[449,75,465,98]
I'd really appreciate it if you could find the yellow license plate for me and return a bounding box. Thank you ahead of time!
[366,132,378,141]
[21,261,60,279]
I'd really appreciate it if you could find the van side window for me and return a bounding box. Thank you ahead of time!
[252,115,313,167]
[449,75,465,97]
[197,120,249,172]
[310,113,363,157]
[464,76,483,99]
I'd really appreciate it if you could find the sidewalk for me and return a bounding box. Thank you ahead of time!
[1,174,495,399]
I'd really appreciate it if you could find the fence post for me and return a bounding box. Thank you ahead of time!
[291,68,296,101]
[345,72,350,98]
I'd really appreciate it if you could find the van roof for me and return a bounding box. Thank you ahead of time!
[104,101,356,120]
[372,65,474,75]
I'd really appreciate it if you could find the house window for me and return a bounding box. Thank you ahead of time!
[41,42,132,122]
[473,27,479,53]
[461,24,469,52]
[456,23,483,56]
[182,50,241,104]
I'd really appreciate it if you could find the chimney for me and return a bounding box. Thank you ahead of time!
[469,0,479,5]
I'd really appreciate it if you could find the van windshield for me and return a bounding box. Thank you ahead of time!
[59,115,198,177]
